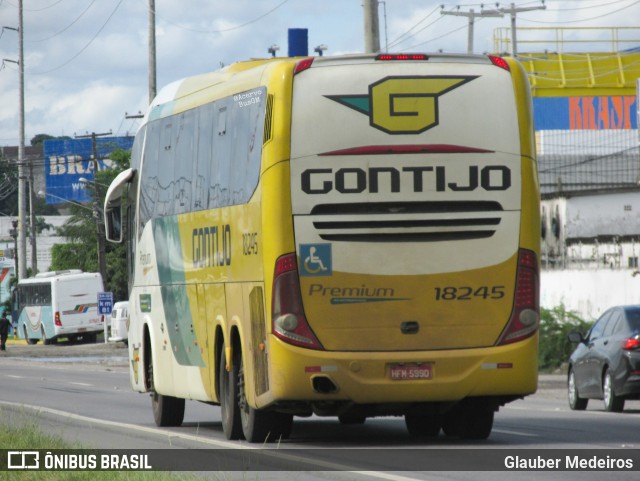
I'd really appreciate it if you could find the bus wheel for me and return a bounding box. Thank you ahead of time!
[149,348,185,427]
[405,413,441,438]
[219,344,243,440]
[461,409,493,439]
[41,327,50,345]
[24,326,38,345]
[443,408,493,440]
[151,391,185,427]
[238,354,293,443]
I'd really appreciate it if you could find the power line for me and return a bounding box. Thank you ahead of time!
[28,0,124,75]
[26,0,98,43]
[518,0,640,24]
[482,1,547,56]
[441,7,503,54]
[387,6,442,50]
[139,0,292,34]
[399,22,469,53]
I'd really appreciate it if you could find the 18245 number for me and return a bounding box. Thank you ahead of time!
[434,285,505,301]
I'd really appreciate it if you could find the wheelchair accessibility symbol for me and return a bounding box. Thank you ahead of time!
[299,244,332,277]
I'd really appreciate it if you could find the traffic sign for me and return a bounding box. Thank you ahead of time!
[98,292,114,315]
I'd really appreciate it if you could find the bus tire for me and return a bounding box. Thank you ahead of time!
[24,326,38,345]
[238,354,293,443]
[443,404,493,440]
[458,409,494,440]
[148,343,184,427]
[219,344,243,440]
[41,326,50,345]
[151,391,185,427]
[405,413,441,438]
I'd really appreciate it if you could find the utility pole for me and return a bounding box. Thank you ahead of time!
[1,3,28,280]
[29,155,37,274]
[363,0,380,53]
[483,2,546,57]
[148,0,157,104]
[75,132,112,286]
[441,8,503,54]
[16,0,27,280]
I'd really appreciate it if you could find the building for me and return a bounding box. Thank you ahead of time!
[0,215,71,304]
[510,28,640,319]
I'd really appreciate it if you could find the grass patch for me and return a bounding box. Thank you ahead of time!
[0,411,214,480]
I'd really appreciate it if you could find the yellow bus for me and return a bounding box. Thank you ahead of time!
[104,53,540,442]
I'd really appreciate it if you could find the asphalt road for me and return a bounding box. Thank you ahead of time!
[1,340,639,481]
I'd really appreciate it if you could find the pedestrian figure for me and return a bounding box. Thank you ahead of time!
[0,311,10,351]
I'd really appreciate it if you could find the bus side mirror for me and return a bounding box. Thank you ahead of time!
[105,205,123,243]
[103,168,135,244]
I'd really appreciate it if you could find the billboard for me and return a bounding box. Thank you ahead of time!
[43,136,134,204]
[533,96,638,131]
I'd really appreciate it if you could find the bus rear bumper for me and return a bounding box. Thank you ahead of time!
[258,334,538,408]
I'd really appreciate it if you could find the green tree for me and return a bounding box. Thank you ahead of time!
[538,305,592,372]
[30,133,71,146]
[50,148,130,301]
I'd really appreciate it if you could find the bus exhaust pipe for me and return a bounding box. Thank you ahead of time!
[312,376,338,394]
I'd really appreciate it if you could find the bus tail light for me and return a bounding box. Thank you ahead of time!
[376,53,428,61]
[272,253,323,350]
[54,312,62,327]
[497,249,539,345]
[488,55,510,71]
[294,57,314,75]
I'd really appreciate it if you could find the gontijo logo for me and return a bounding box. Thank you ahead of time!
[326,76,477,134]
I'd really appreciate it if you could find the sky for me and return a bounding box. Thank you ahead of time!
[0,0,639,147]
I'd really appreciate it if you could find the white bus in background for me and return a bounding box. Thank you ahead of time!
[14,270,105,344]
[108,301,129,344]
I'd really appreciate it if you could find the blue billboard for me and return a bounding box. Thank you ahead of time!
[533,96,637,131]
[43,136,133,204]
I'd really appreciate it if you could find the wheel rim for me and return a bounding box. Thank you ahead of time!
[604,373,612,407]
[568,371,577,406]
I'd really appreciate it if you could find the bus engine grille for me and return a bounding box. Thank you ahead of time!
[309,201,504,243]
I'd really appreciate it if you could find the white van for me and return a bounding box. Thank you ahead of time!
[108,301,129,344]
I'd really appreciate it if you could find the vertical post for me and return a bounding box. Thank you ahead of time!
[17,0,27,280]
[76,131,111,284]
[148,0,157,104]
[29,159,37,274]
[11,220,18,279]
[363,0,380,53]
[485,2,546,57]
[90,133,108,286]
[442,8,503,54]
[510,3,518,57]
[467,9,475,55]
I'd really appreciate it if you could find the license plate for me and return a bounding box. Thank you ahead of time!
[389,363,433,381]
[78,327,87,332]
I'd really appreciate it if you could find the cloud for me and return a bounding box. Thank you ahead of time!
[0,0,638,146]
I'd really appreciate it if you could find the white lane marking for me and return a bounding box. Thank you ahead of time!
[0,400,424,481]
[492,429,539,437]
